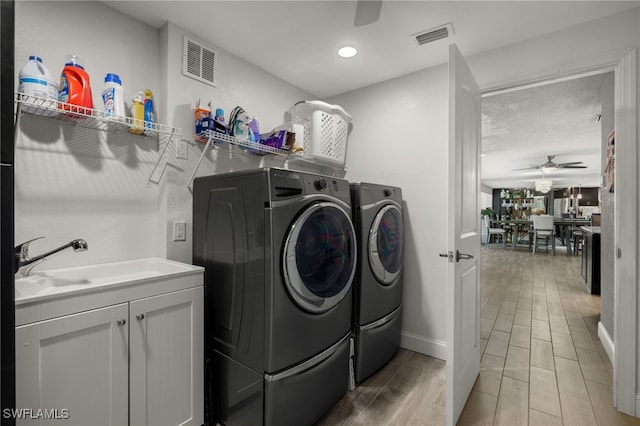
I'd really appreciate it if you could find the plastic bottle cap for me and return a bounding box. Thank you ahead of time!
[64,54,84,69]
[65,62,85,69]
[28,56,42,63]
[105,73,122,85]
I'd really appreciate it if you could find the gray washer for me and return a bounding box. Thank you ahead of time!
[194,168,357,426]
[350,182,404,383]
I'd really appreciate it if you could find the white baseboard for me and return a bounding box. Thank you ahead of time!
[400,331,447,360]
[598,321,615,367]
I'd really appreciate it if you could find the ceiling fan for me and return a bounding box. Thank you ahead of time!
[512,155,587,171]
[354,0,383,27]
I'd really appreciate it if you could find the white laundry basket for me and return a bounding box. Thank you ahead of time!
[288,101,352,166]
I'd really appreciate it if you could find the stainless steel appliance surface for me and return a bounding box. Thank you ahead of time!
[350,182,404,383]
[194,168,357,426]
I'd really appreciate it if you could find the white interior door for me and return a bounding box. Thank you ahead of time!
[445,43,482,426]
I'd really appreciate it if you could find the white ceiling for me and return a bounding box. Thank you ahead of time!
[102,1,633,190]
[482,72,611,190]
[103,1,635,98]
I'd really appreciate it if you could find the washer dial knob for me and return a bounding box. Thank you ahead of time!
[314,178,328,191]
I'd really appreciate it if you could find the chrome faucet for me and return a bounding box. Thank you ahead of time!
[14,237,88,276]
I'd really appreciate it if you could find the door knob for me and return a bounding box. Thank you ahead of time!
[116,319,127,326]
[439,250,474,263]
[439,252,453,262]
[136,313,145,321]
[456,250,474,262]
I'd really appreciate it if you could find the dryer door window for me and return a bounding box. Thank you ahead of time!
[283,201,357,313]
[368,204,403,285]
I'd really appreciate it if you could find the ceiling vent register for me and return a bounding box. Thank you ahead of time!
[183,37,217,87]
[413,23,454,46]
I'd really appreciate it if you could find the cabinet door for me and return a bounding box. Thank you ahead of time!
[130,287,204,426]
[15,303,129,426]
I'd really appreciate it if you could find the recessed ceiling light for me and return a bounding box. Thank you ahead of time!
[338,46,357,58]
[481,153,487,157]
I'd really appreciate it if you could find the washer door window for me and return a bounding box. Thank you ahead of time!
[283,202,357,313]
[369,204,403,285]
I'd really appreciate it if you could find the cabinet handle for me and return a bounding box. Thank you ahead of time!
[116,319,127,326]
[136,313,145,321]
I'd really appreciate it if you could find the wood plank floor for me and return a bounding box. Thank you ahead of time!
[319,247,640,425]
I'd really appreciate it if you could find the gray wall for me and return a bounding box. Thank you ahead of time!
[600,72,615,339]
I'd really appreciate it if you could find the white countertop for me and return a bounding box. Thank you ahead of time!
[15,257,204,326]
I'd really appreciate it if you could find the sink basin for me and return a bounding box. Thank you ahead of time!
[15,257,203,305]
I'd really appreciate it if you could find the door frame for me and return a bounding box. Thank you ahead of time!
[480,48,637,416]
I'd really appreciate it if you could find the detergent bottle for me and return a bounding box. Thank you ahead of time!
[58,54,93,116]
[18,55,58,111]
[143,89,156,136]
[129,91,145,135]
[102,73,126,122]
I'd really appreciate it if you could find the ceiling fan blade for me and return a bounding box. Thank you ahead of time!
[557,161,583,167]
[354,0,382,27]
[512,166,540,171]
[558,165,587,169]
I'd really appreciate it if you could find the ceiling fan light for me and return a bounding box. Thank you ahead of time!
[338,46,358,58]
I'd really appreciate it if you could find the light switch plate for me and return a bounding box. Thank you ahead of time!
[176,140,188,159]
[173,220,186,241]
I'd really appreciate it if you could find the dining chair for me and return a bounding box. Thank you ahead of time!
[484,215,506,249]
[571,227,584,255]
[532,214,555,255]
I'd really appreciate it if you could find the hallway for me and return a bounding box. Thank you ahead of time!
[320,247,640,425]
[459,247,639,425]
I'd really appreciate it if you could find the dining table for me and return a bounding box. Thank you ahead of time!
[490,217,591,254]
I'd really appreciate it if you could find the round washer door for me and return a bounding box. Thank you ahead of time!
[368,204,404,285]
[283,201,357,313]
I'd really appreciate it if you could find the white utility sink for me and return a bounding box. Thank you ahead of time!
[15,257,204,305]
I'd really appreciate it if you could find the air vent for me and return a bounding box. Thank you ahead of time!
[183,37,217,87]
[412,23,454,46]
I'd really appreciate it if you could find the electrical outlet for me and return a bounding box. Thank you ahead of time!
[173,220,186,241]
[176,140,188,160]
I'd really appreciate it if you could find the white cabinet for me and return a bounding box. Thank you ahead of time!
[16,303,129,426]
[16,287,203,426]
[130,288,204,426]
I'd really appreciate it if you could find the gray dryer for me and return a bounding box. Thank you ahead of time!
[350,182,404,383]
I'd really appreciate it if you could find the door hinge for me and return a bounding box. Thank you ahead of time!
[617,247,622,259]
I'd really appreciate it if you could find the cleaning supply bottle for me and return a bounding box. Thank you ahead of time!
[213,108,227,134]
[58,54,93,116]
[143,89,156,136]
[18,56,58,110]
[101,73,126,121]
[214,108,224,123]
[129,91,145,135]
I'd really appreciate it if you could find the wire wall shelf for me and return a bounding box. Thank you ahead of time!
[205,131,296,156]
[186,130,345,190]
[14,92,181,137]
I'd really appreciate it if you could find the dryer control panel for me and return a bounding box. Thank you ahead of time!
[302,174,350,203]
[268,168,350,204]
